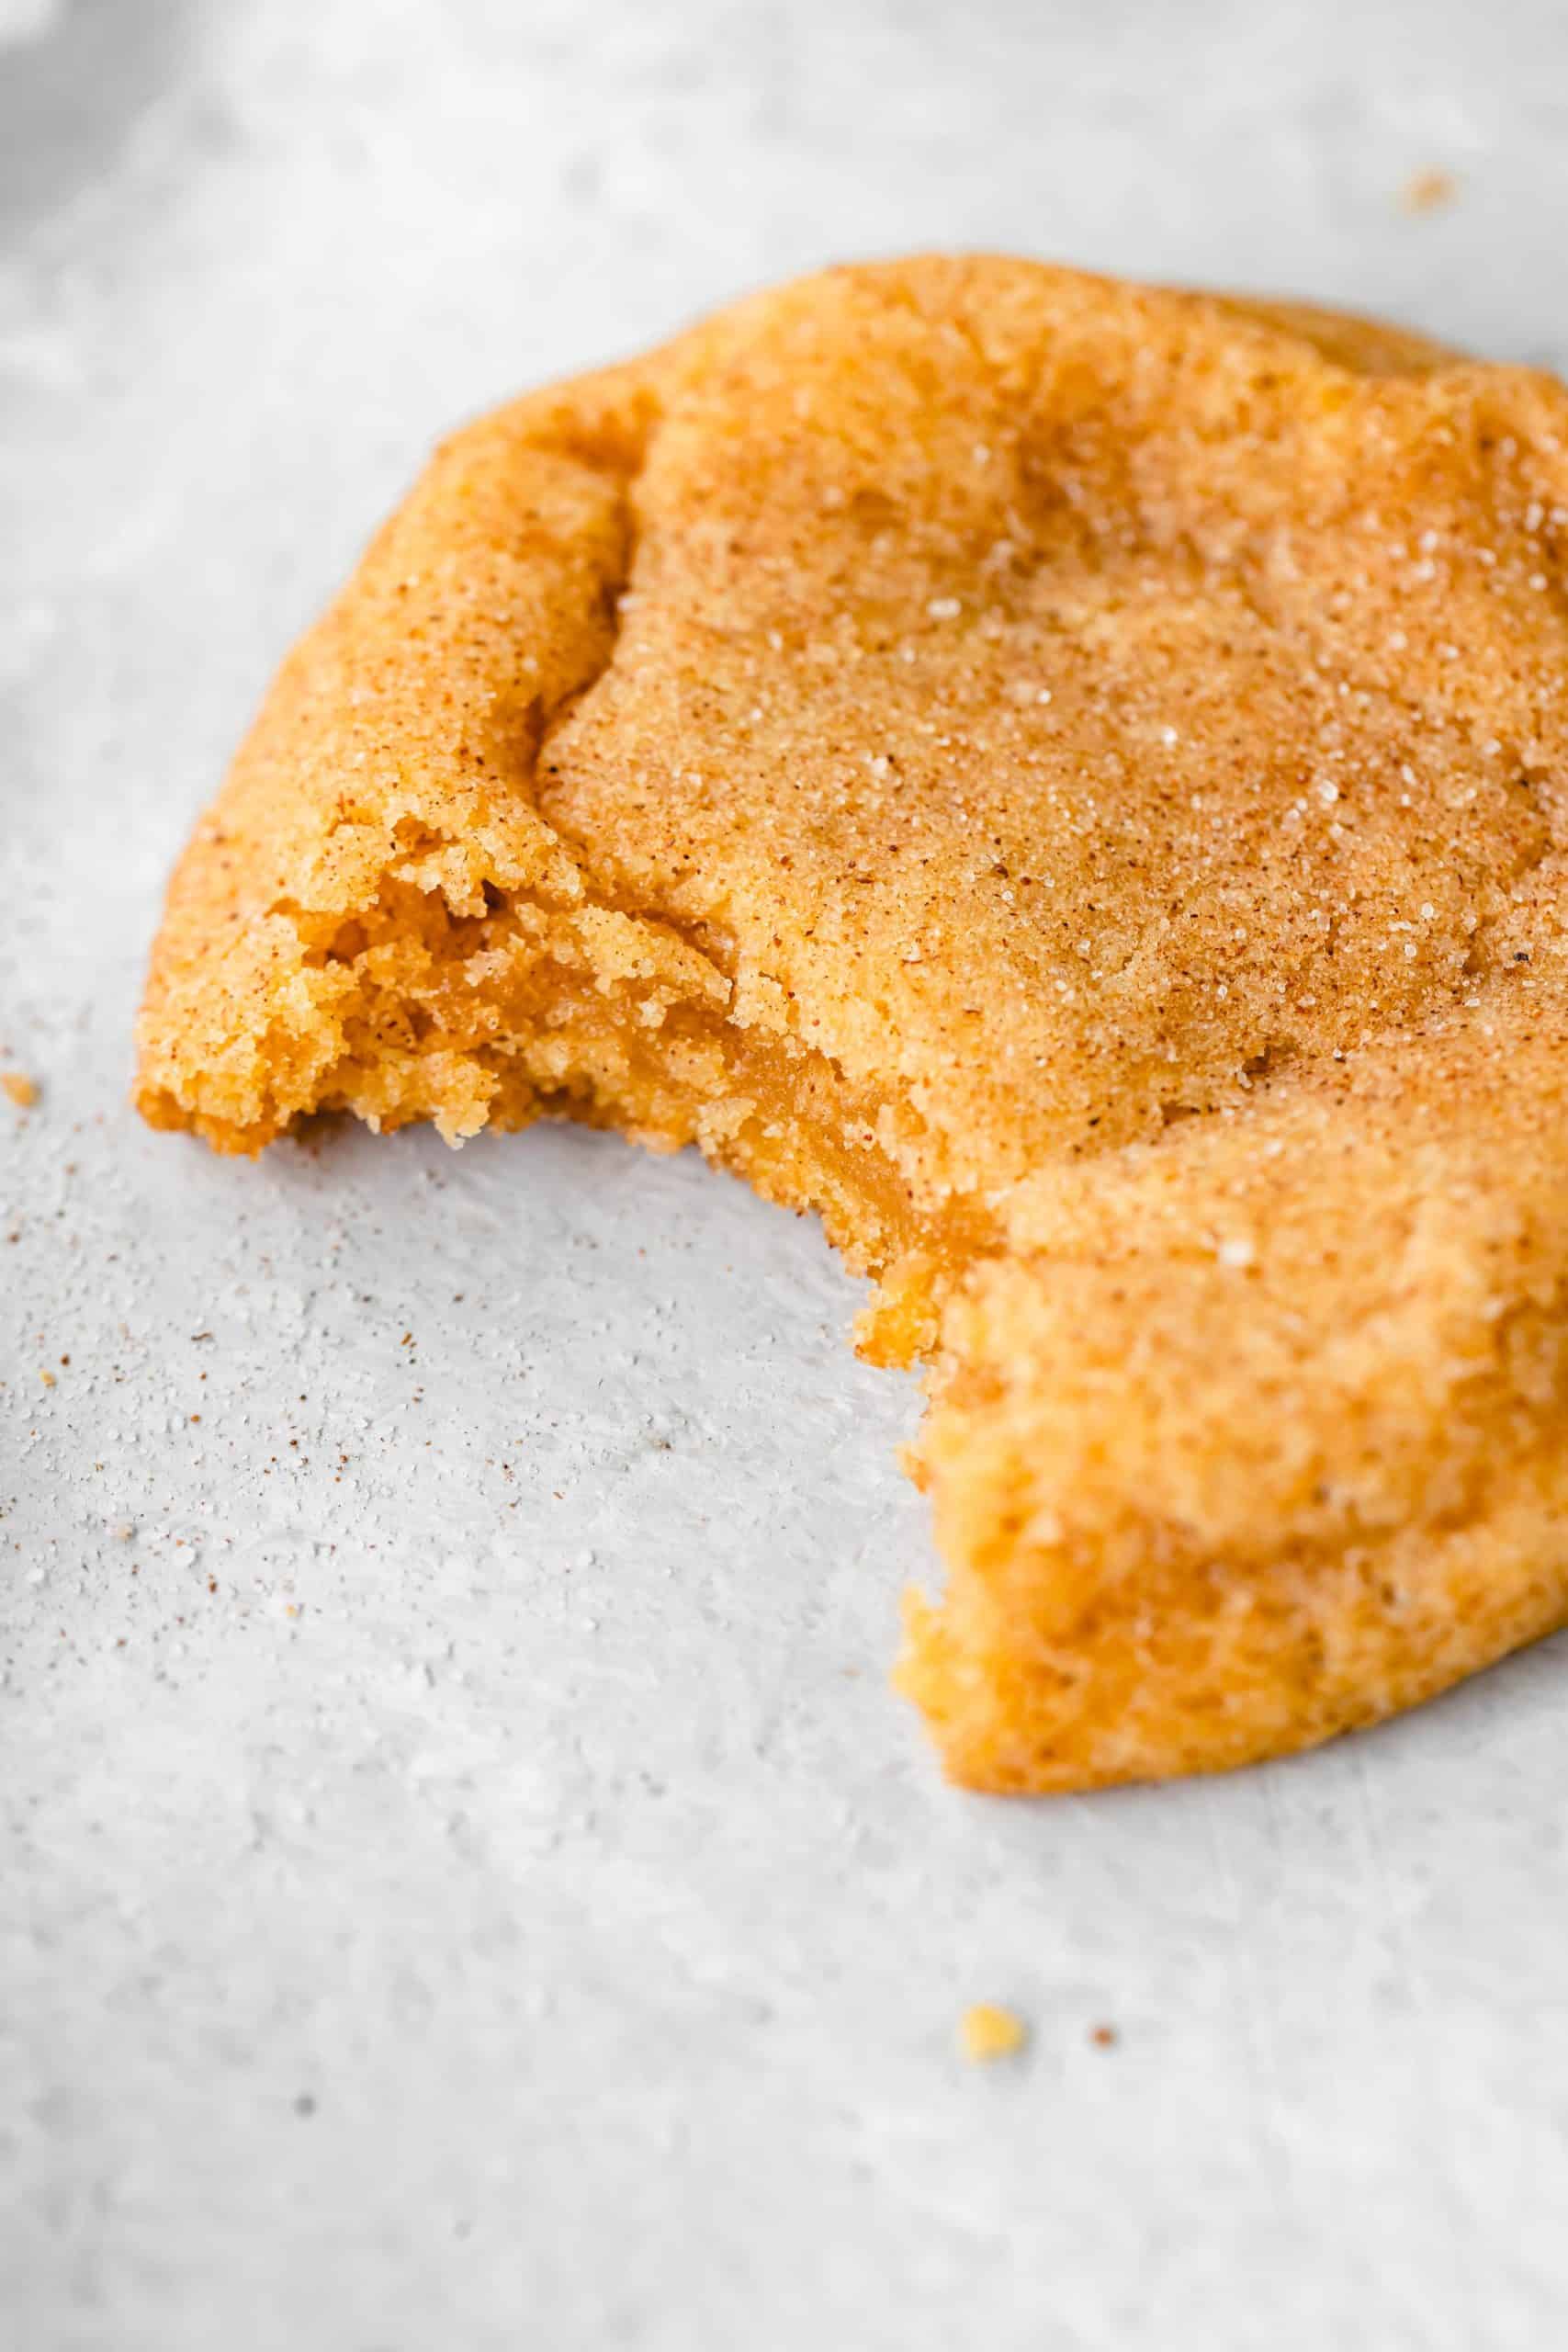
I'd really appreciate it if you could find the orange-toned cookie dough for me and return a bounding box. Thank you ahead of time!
[137,257,1568,1792]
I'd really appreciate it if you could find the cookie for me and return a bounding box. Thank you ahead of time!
[137,257,1568,1791]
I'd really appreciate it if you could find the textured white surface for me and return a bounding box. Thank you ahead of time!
[6,3,1568,2346]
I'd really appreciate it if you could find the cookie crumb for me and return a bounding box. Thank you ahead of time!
[1401,167,1458,215]
[1089,2022,1119,2049]
[3,1072,38,1109]
[959,2003,1028,2063]
[38,1367,55,1387]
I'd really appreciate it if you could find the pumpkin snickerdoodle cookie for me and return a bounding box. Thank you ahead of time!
[138,257,1568,1792]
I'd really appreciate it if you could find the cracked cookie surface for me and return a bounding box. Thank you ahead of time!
[138,256,1568,1791]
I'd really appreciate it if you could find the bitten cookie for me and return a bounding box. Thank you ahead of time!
[138,257,1568,1792]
